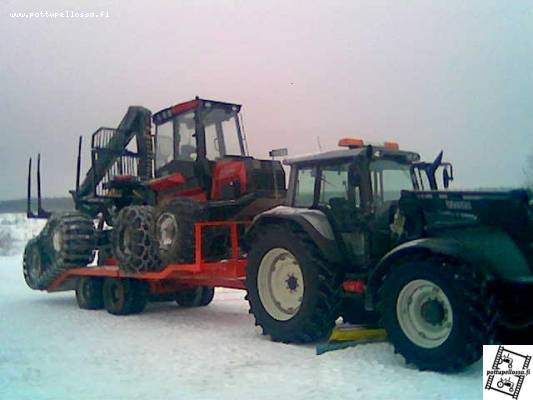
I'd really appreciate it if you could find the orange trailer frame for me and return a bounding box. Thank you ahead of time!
[47,221,249,293]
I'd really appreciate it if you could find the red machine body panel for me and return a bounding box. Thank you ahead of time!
[211,160,248,200]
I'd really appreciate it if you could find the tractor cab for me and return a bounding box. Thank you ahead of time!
[152,99,247,202]
[149,98,285,219]
[283,138,453,266]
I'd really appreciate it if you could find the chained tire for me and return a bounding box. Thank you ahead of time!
[245,225,342,343]
[102,278,149,315]
[111,206,162,273]
[377,256,496,372]
[76,277,104,310]
[22,212,95,290]
[175,286,215,307]
[155,198,206,264]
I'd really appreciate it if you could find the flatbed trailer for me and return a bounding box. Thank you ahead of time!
[45,221,249,314]
[45,220,364,316]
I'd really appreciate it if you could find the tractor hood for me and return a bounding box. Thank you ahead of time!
[397,189,532,241]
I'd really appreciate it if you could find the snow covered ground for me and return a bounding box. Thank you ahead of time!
[0,214,483,400]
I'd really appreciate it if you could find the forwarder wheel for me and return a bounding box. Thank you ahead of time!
[175,287,215,307]
[102,278,148,315]
[112,206,162,273]
[22,238,48,290]
[155,198,206,264]
[23,212,95,290]
[378,257,496,372]
[246,225,342,343]
[76,277,104,310]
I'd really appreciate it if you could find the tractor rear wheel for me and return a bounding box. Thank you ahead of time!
[377,257,496,371]
[112,206,162,272]
[102,278,148,315]
[23,212,95,290]
[155,198,206,264]
[246,225,342,343]
[76,277,104,310]
[175,287,215,307]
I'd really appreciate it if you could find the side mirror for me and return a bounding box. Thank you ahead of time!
[443,168,453,189]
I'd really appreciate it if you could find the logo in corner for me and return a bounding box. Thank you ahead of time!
[484,345,532,399]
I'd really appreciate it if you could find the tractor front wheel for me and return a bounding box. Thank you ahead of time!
[378,257,496,371]
[246,225,342,343]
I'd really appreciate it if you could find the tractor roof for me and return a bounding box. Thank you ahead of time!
[283,138,420,165]
[153,98,241,125]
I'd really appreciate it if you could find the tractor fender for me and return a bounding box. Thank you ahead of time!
[245,206,343,263]
[366,228,530,310]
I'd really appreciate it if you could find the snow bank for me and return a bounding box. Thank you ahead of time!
[0,214,483,400]
[0,214,45,256]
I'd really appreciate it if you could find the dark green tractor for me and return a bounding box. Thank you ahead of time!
[245,138,532,371]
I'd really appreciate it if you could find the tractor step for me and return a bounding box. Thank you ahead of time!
[316,325,387,355]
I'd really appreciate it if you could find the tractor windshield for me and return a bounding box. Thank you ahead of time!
[202,106,246,160]
[369,159,414,203]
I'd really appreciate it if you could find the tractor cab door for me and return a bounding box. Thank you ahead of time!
[316,161,372,268]
[154,111,205,199]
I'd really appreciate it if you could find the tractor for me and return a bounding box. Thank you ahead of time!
[23,98,286,291]
[244,138,533,371]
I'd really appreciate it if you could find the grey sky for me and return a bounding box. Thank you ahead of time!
[1,0,532,200]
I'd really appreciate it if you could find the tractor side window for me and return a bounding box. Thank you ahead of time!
[370,160,413,203]
[222,117,244,156]
[318,164,349,207]
[174,112,196,161]
[155,121,174,169]
[294,167,316,207]
[203,107,245,160]
[205,124,221,160]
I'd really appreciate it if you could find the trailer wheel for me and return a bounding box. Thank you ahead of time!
[112,206,162,272]
[377,257,496,372]
[23,212,95,290]
[76,277,104,310]
[155,198,206,264]
[103,278,148,315]
[175,287,215,307]
[246,225,342,343]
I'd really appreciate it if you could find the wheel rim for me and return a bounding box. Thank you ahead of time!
[157,213,178,251]
[52,229,63,253]
[396,279,453,349]
[257,248,304,321]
